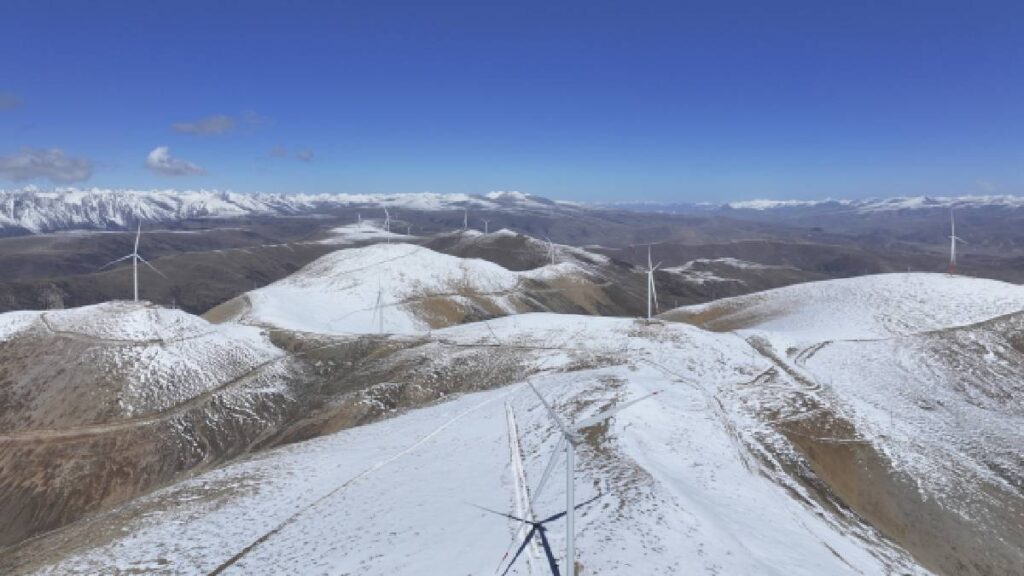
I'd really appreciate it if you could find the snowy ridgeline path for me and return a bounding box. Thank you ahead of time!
[11,314,927,576]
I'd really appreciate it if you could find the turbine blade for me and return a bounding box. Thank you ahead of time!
[573,391,660,431]
[527,381,572,439]
[651,275,659,311]
[954,236,968,244]
[470,503,532,524]
[98,253,134,270]
[134,222,141,253]
[538,494,602,524]
[136,255,167,278]
[533,434,566,501]
[501,527,538,576]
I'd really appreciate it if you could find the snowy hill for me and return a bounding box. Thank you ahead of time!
[1,314,927,575]
[212,243,613,335]
[423,228,610,271]
[0,301,299,547]
[792,312,1024,574]
[4,273,1023,574]
[0,301,284,429]
[0,188,561,233]
[664,273,1024,342]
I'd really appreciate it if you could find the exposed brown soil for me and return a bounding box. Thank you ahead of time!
[741,337,1024,576]
[781,406,1024,576]
[660,297,772,332]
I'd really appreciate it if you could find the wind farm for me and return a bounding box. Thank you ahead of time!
[2,196,1024,575]
[2,1,1023,574]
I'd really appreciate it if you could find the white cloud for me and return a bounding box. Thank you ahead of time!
[145,146,204,176]
[0,147,93,183]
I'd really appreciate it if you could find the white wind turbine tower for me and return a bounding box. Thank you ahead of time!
[482,219,490,234]
[544,236,556,265]
[948,208,967,274]
[463,209,469,231]
[100,222,165,302]
[646,245,661,319]
[527,382,658,576]
[383,208,391,244]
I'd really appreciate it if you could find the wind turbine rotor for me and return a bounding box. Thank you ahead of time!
[136,254,167,278]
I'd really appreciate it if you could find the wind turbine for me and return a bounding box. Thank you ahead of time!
[527,382,658,576]
[383,208,391,244]
[948,208,967,274]
[544,236,556,266]
[646,245,661,319]
[99,222,165,302]
[483,219,491,234]
[475,495,601,576]
[463,209,469,231]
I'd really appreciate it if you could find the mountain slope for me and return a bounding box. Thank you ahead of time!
[664,273,1024,574]
[0,302,302,546]
[0,314,926,575]
[3,272,1022,575]
[0,302,283,431]
[208,242,629,334]
[664,273,1024,342]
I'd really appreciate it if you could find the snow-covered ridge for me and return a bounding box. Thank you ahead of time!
[0,301,285,420]
[608,194,1024,214]
[230,243,608,335]
[728,194,1024,212]
[725,199,846,210]
[236,243,524,335]
[0,187,559,233]
[665,257,792,272]
[669,273,1024,342]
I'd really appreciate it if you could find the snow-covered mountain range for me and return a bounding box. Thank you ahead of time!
[0,188,559,233]
[612,194,1024,214]
[7,187,1024,236]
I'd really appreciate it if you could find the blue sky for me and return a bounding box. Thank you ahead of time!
[0,0,1021,201]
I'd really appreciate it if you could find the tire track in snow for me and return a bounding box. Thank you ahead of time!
[498,402,541,575]
[207,385,519,575]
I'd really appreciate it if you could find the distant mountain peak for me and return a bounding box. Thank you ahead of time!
[0,187,566,234]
